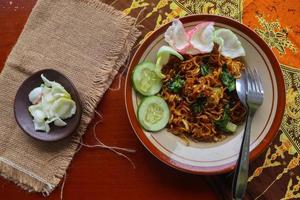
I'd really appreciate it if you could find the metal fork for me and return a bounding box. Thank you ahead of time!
[232,67,264,200]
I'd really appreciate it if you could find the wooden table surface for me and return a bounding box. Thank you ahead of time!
[0,1,219,199]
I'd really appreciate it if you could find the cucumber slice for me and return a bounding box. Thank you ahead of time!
[154,56,165,78]
[137,96,170,132]
[155,46,184,78]
[157,45,184,61]
[132,61,162,96]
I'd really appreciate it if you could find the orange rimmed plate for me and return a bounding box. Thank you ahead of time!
[125,15,285,174]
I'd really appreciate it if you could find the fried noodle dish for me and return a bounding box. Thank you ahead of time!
[160,47,247,143]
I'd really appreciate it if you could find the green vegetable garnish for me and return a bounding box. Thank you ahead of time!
[221,64,236,92]
[200,64,211,76]
[168,75,185,93]
[214,105,237,132]
[191,96,207,113]
[214,105,230,129]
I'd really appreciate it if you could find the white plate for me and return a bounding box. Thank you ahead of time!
[125,15,285,174]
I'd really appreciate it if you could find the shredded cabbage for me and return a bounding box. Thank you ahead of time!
[28,74,76,132]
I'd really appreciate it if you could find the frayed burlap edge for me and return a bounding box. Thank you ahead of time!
[0,0,141,195]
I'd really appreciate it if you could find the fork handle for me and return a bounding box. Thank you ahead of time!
[232,109,254,200]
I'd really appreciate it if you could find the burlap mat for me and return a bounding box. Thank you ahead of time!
[0,0,140,195]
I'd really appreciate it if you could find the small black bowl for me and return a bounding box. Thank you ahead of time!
[14,69,82,142]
